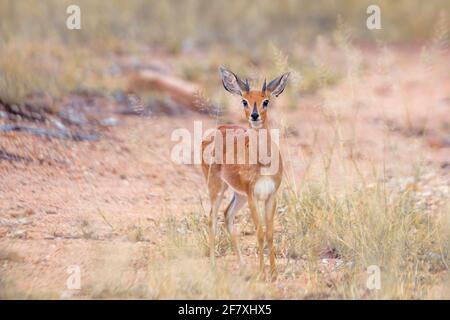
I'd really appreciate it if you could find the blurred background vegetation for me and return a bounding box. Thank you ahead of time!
[0,0,448,103]
[1,0,449,49]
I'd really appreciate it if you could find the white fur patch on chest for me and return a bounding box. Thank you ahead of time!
[254,177,276,201]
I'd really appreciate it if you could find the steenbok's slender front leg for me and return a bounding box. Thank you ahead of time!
[265,194,277,279]
[247,193,265,274]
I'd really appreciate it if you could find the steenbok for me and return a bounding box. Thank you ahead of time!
[201,67,289,279]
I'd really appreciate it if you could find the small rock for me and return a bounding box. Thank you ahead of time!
[334,259,344,269]
[50,118,67,131]
[17,217,32,225]
[59,108,88,125]
[9,229,27,239]
[100,117,119,127]
[10,104,20,113]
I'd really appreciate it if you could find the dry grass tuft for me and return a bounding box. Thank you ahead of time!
[278,179,449,298]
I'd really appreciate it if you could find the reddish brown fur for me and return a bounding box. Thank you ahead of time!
[241,90,270,126]
[201,89,283,279]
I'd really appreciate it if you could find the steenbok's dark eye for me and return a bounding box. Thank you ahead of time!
[242,100,248,108]
[262,100,269,108]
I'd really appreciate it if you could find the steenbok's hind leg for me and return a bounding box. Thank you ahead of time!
[224,192,247,267]
[208,181,226,266]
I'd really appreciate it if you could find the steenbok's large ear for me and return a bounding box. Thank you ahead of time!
[219,66,249,96]
[267,72,290,97]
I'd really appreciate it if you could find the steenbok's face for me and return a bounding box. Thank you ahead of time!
[219,66,290,129]
[241,90,270,129]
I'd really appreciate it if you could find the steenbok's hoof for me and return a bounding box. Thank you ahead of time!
[270,270,278,282]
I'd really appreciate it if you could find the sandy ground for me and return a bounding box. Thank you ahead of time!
[0,47,449,298]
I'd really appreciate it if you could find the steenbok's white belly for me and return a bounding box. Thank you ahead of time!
[254,177,276,201]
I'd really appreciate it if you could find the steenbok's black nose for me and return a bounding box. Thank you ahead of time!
[251,112,259,121]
